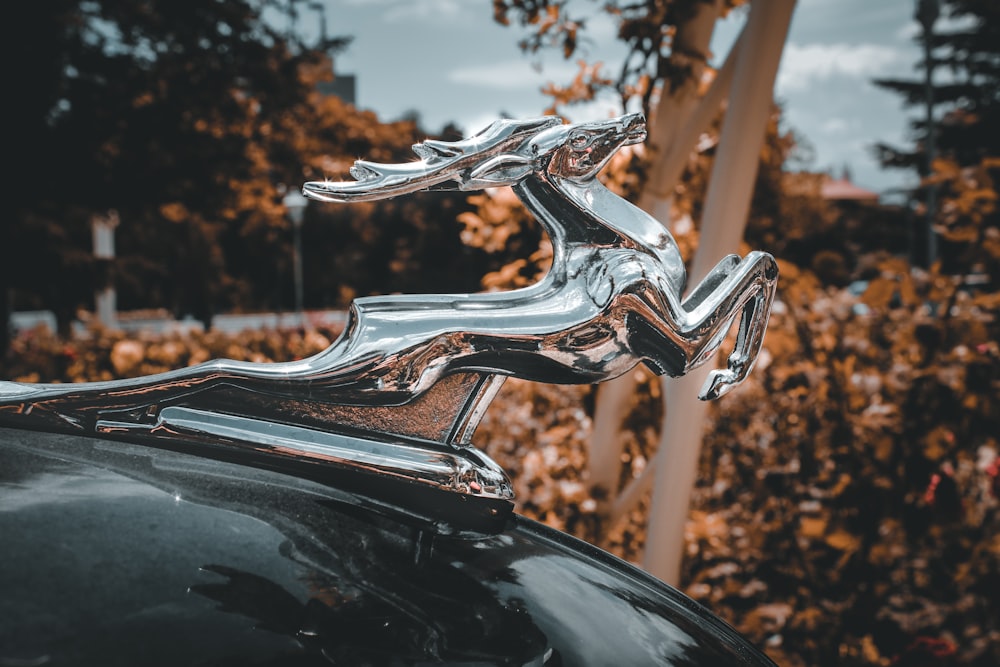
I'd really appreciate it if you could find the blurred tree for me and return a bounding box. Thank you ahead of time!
[482,3,1000,655]
[874,0,999,171]
[4,0,493,346]
[489,0,825,261]
[873,0,1000,270]
[297,99,494,306]
[489,0,800,583]
[6,0,96,341]
[6,0,330,331]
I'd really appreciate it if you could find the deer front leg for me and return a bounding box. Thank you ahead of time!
[681,254,742,310]
[691,251,778,399]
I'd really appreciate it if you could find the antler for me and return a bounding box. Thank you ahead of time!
[302,116,562,203]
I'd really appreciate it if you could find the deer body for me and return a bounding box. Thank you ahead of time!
[299,113,776,400]
[0,113,776,415]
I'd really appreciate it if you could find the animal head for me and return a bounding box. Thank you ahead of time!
[465,113,647,187]
[529,113,647,182]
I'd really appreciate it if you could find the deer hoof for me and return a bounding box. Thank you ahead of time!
[698,369,737,401]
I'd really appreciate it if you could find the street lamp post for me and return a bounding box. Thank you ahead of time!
[916,0,940,267]
[283,189,308,327]
[91,210,120,330]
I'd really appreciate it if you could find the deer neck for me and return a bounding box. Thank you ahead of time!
[513,176,619,252]
[514,174,685,283]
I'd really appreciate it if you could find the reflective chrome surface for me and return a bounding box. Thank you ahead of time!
[0,114,776,508]
[304,113,776,401]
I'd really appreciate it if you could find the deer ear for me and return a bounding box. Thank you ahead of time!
[349,160,383,182]
[413,140,462,161]
[467,154,533,186]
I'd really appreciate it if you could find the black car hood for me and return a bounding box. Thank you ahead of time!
[0,427,774,666]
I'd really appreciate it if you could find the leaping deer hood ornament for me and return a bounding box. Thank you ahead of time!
[0,113,776,526]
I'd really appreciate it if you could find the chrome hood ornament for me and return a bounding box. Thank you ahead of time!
[0,114,776,523]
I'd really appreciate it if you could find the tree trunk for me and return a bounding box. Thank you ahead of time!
[642,0,797,586]
[588,0,725,505]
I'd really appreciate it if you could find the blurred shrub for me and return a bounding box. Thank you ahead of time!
[2,324,341,384]
[477,257,999,667]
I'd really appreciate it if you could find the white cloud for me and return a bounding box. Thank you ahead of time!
[377,0,465,22]
[448,59,586,91]
[569,11,624,58]
[820,117,850,133]
[777,42,907,92]
[895,20,921,40]
[453,88,622,135]
[896,10,978,41]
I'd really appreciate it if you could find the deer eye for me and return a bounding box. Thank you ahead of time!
[569,133,589,149]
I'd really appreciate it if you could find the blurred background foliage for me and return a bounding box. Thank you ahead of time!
[5,0,516,338]
[3,0,999,665]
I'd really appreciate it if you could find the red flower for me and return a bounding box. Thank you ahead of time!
[986,457,1000,499]
[892,636,957,666]
[922,467,962,517]
[923,473,941,506]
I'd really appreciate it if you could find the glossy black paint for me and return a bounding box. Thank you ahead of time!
[0,427,776,666]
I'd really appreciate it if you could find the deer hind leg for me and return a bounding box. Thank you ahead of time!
[626,251,776,391]
[693,251,778,399]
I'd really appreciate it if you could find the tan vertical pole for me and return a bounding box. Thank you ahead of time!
[587,0,724,506]
[642,0,797,586]
[92,210,120,330]
[637,0,726,216]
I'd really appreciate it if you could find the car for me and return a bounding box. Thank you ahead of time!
[0,114,778,666]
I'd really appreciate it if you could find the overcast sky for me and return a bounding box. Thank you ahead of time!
[291,0,942,197]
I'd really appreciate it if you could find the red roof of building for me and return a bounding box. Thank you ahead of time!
[821,177,879,202]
